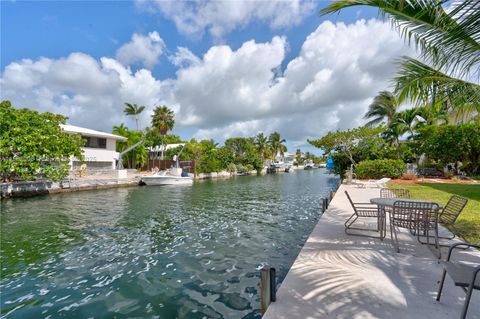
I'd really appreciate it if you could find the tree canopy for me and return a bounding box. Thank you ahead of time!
[0,101,84,182]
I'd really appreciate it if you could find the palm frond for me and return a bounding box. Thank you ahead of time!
[394,56,480,107]
[321,0,480,78]
[364,90,399,126]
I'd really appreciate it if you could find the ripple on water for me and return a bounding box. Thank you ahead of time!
[1,170,338,318]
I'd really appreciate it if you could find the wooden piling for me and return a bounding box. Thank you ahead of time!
[322,198,328,212]
[330,190,335,201]
[260,266,272,315]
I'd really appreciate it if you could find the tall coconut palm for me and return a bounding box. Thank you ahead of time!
[321,0,480,109]
[390,108,423,140]
[268,132,287,159]
[123,103,145,130]
[364,91,399,126]
[254,132,270,161]
[151,105,175,159]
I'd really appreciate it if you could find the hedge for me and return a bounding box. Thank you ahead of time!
[355,159,405,179]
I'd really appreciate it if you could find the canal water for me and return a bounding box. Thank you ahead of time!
[1,170,338,318]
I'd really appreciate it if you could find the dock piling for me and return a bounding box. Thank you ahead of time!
[260,265,276,315]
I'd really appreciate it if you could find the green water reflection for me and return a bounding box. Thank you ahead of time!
[1,170,338,318]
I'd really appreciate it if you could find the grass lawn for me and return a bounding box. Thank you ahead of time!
[388,181,480,245]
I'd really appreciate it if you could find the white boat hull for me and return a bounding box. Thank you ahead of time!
[141,175,193,185]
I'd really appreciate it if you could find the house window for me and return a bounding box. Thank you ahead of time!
[83,136,107,149]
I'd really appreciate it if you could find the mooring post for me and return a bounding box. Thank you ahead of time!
[330,190,335,201]
[270,267,276,302]
[322,198,327,212]
[260,266,271,315]
[260,266,276,315]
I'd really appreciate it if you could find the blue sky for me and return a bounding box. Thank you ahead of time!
[1,1,406,154]
[2,1,378,78]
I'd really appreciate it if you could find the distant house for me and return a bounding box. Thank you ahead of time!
[275,151,295,164]
[60,124,127,172]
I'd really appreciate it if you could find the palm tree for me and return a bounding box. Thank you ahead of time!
[254,133,270,161]
[186,138,202,178]
[321,0,480,110]
[112,123,129,152]
[123,103,145,130]
[151,105,175,159]
[364,91,399,126]
[295,148,302,164]
[390,108,423,140]
[268,132,287,159]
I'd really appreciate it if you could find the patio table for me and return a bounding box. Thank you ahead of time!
[369,197,442,241]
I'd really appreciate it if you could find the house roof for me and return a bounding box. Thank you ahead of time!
[60,124,127,141]
[148,143,185,152]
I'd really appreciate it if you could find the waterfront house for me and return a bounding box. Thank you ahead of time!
[60,124,127,172]
[275,151,295,166]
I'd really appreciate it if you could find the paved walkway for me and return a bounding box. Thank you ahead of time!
[264,184,480,319]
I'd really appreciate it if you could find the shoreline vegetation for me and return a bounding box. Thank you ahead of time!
[310,0,479,183]
[0,101,325,185]
[307,0,480,249]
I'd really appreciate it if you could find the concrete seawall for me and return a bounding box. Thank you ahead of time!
[263,184,480,319]
[1,178,140,199]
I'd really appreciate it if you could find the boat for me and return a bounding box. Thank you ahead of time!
[142,170,193,185]
[304,160,315,170]
[141,145,193,186]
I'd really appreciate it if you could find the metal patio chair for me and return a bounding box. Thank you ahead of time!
[438,195,468,240]
[344,191,382,237]
[380,188,411,199]
[437,242,480,319]
[390,200,440,254]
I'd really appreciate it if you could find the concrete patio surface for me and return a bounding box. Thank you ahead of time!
[264,184,480,319]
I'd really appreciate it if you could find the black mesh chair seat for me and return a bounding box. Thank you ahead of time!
[437,243,480,319]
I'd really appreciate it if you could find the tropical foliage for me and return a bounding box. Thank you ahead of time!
[151,105,175,135]
[355,159,405,179]
[417,124,480,174]
[151,105,175,159]
[314,0,479,178]
[123,103,145,130]
[268,131,287,158]
[321,0,480,111]
[0,100,84,182]
[112,124,148,169]
[308,126,398,176]
[364,90,399,126]
[115,101,293,173]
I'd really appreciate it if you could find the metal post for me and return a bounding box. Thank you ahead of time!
[260,266,271,315]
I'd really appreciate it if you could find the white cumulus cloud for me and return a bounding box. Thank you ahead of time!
[136,0,316,39]
[0,53,170,130]
[170,19,413,146]
[1,19,413,152]
[116,31,165,68]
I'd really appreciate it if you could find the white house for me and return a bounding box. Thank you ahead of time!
[275,151,295,165]
[60,124,127,171]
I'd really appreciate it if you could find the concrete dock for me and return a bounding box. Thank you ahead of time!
[264,184,480,319]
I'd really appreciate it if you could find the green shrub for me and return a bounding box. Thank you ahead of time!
[355,159,405,179]
[236,164,247,174]
[226,163,237,173]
